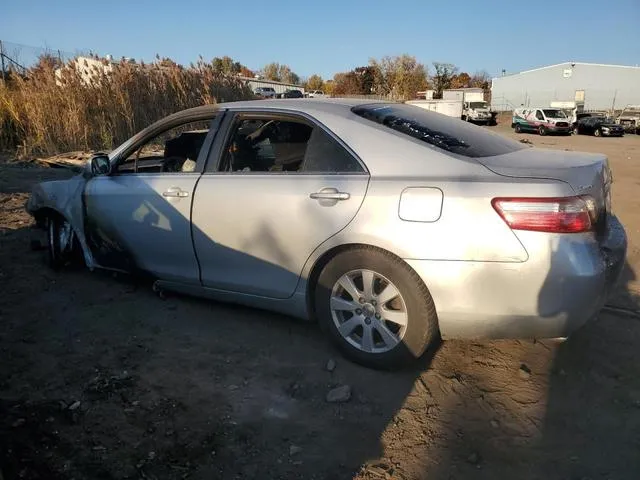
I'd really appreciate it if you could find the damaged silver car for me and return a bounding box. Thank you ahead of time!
[28,99,627,369]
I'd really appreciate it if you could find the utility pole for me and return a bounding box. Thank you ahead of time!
[0,40,6,82]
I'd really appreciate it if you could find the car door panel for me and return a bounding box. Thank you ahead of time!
[191,174,368,298]
[84,174,201,282]
[82,114,222,282]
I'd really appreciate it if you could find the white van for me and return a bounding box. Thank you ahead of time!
[512,108,572,135]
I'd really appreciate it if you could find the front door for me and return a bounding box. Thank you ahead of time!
[192,111,369,299]
[84,114,218,282]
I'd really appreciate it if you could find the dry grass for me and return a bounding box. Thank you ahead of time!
[0,56,253,156]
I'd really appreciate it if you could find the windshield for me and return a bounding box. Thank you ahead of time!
[542,109,567,119]
[469,102,488,109]
[352,104,525,158]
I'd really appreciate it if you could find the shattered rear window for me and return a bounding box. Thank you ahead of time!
[352,104,525,158]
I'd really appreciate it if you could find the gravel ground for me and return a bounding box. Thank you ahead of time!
[1,126,639,479]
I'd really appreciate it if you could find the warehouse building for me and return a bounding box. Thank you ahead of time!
[491,62,640,111]
[238,76,304,96]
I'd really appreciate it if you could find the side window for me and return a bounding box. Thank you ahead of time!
[117,119,214,174]
[535,110,544,121]
[219,115,364,174]
[221,117,312,172]
[302,127,364,173]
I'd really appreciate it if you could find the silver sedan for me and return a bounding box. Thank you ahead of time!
[27,99,627,369]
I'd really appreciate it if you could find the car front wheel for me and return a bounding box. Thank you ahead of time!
[47,214,76,270]
[594,128,601,137]
[538,126,547,136]
[315,247,439,369]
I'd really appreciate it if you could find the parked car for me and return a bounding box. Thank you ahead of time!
[307,90,326,98]
[254,87,277,99]
[616,105,640,134]
[512,107,572,135]
[27,100,627,369]
[278,89,304,99]
[574,116,625,137]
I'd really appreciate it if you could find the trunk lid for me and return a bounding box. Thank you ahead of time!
[477,148,612,236]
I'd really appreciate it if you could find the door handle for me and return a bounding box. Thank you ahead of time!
[310,189,350,201]
[162,188,189,198]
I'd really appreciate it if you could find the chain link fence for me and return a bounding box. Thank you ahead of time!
[0,40,92,78]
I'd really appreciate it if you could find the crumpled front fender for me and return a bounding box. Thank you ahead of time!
[27,174,96,269]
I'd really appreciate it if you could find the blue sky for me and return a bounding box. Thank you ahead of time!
[2,0,639,79]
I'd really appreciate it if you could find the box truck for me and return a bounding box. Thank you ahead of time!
[442,88,494,124]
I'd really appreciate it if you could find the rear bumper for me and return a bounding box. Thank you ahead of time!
[407,215,627,339]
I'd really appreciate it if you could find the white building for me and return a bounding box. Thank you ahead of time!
[238,76,304,95]
[54,56,115,86]
[491,62,640,111]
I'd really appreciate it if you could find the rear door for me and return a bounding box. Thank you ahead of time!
[191,110,369,299]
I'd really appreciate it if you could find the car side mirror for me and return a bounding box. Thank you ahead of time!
[85,154,111,178]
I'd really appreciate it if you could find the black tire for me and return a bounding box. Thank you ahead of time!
[594,128,601,137]
[47,214,77,270]
[315,247,439,369]
[573,126,579,135]
[514,123,522,133]
[538,126,547,136]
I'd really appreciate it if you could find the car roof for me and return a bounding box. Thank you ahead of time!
[219,98,388,114]
[174,98,390,120]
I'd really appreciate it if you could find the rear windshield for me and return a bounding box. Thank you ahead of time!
[352,103,525,158]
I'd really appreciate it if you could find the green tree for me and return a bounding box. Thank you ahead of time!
[431,62,458,98]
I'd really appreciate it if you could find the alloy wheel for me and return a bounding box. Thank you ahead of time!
[330,269,408,353]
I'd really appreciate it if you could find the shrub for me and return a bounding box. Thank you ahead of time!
[0,56,253,156]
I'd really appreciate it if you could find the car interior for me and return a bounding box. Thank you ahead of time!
[117,123,210,174]
[221,118,312,173]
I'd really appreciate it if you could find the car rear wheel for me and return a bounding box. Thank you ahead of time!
[514,123,522,133]
[538,126,547,136]
[594,128,601,137]
[573,126,579,135]
[315,247,439,369]
[47,214,76,270]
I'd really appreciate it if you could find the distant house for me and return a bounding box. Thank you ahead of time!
[54,55,117,85]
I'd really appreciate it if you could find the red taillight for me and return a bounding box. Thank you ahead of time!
[492,197,593,233]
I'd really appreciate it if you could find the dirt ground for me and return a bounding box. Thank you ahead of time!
[1,125,640,480]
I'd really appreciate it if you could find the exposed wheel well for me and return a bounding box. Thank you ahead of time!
[32,207,63,229]
[305,243,434,324]
[33,208,85,264]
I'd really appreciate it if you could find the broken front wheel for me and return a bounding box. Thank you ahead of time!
[47,215,77,270]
